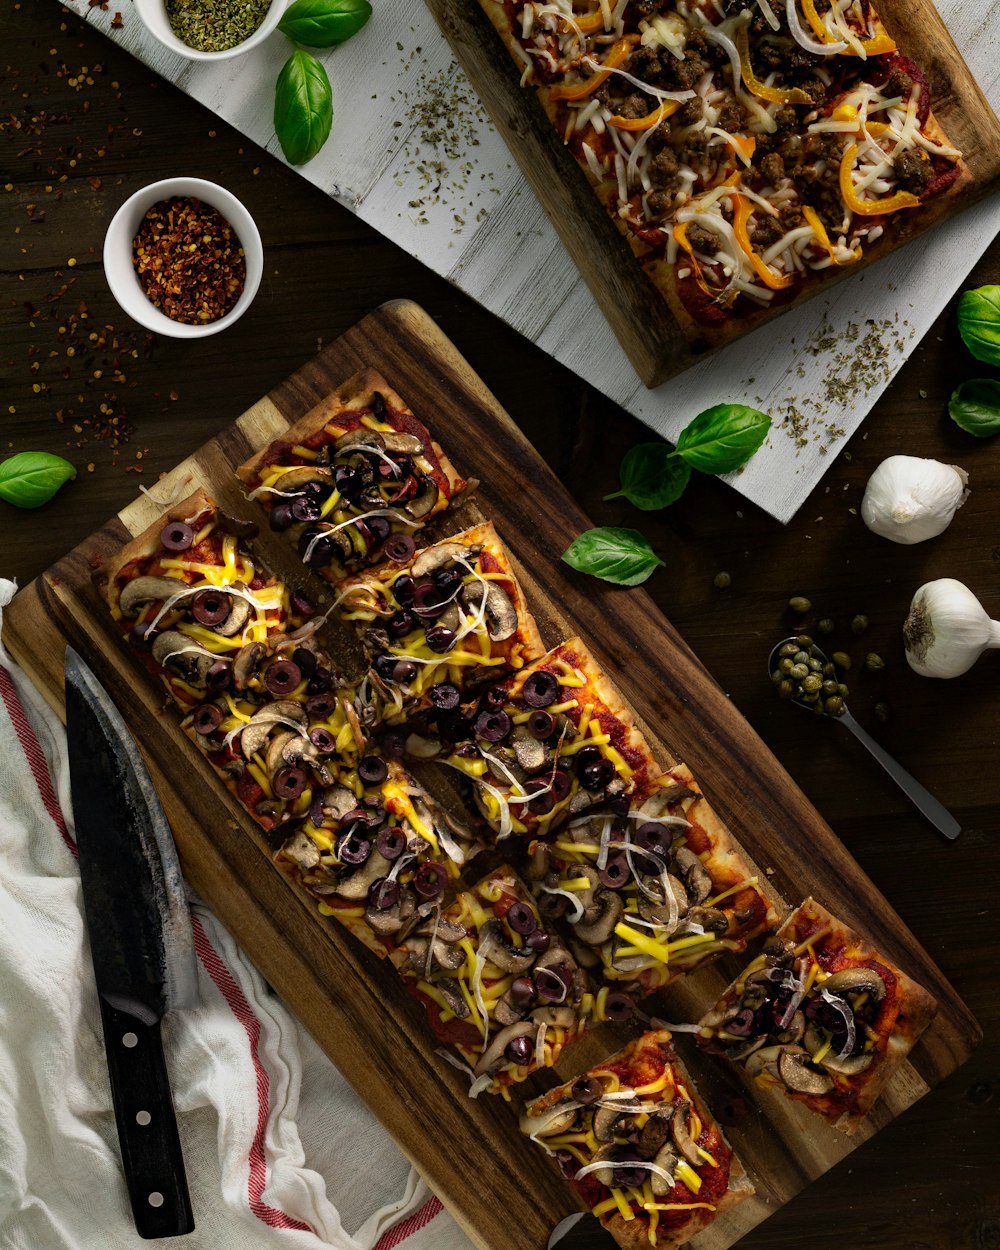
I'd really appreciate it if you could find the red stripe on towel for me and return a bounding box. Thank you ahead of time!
[372,1196,444,1249]
[0,665,75,855]
[191,913,313,1232]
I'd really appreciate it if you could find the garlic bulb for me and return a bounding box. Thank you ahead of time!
[861,455,969,544]
[903,578,1000,678]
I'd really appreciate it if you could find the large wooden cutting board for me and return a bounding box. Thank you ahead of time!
[2,301,980,1250]
[425,0,1000,387]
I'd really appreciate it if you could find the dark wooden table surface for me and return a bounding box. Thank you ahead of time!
[3,3,998,1248]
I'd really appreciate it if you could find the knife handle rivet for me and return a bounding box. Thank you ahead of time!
[147,1192,165,1208]
[122,1032,138,1048]
[136,1110,152,1126]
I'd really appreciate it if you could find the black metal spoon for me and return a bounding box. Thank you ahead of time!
[768,637,960,841]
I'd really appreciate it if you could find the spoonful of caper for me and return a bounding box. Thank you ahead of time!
[768,635,960,841]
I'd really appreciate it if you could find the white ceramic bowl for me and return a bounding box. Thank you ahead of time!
[103,177,263,339]
[133,0,286,61]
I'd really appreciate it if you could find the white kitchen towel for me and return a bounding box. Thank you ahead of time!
[0,578,475,1250]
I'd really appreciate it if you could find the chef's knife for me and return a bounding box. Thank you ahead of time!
[64,646,198,1238]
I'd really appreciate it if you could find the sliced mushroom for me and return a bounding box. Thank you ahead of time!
[479,918,535,975]
[415,916,467,943]
[240,701,307,761]
[214,593,253,638]
[777,1048,834,1095]
[336,849,392,901]
[684,905,729,936]
[818,1049,875,1076]
[405,476,440,520]
[510,727,549,776]
[380,431,424,455]
[585,1144,619,1187]
[530,1005,577,1029]
[331,429,386,456]
[151,631,217,685]
[493,997,524,1028]
[265,730,300,778]
[277,828,320,871]
[428,938,467,972]
[119,575,187,617]
[650,1146,679,1197]
[365,889,417,937]
[726,1034,768,1062]
[519,1100,577,1140]
[434,977,470,1020]
[313,783,359,827]
[474,1020,537,1076]
[282,736,335,785]
[411,542,472,579]
[669,1101,702,1166]
[822,967,886,1003]
[233,641,267,689]
[272,465,333,493]
[637,873,688,926]
[404,732,442,760]
[637,1112,671,1158]
[574,890,623,945]
[743,1044,785,1079]
[437,601,462,634]
[773,1009,806,1046]
[673,847,712,905]
[461,580,518,642]
[592,1105,624,1142]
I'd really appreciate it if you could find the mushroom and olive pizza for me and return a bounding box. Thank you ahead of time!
[526,763,778,996]
[335,521,545,725]
[390,864,592,1096]
[478,0,967,341]
[236,368,471,586]
[521,1029,754,1247]
[696,896,937,1132]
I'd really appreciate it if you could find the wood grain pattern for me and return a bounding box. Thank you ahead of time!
[426,0,1000,387]
[1,301,980,1250]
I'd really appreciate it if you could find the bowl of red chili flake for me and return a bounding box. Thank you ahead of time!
[104,177,263,338]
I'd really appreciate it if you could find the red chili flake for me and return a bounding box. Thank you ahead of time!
[111,10,123,26]
[131,196,246,325]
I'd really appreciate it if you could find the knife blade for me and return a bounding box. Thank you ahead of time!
[64,646,197,1238]
[546,1211,591,1248]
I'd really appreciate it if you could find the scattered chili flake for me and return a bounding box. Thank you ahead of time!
[111,10,123,26]
[131,196,246,325]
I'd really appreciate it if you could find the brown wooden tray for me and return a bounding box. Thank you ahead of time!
[426,0,1000,387]
[2,300,980,1250]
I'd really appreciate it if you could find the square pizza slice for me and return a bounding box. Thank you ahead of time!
[526,763,779,999]
[520,1029,753,1250]
[438,637,668,842]
[335,521,545,725]
[236,368,471,587]
[695,896,938,1134]
[107,489,303,712]
[274,759,482,960]
[390,863,591,1097]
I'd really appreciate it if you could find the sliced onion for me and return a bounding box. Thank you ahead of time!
[595,816,614,871]
[755,0,780,31]
[333,442,403,477]
[537,885,585,923]
[302,509,417,564]
[435,1047,475,1080]
[820,988,857,1058]
[582,56,696,103]
[476,748,553,805]
[533,1021,547,1068]
[469,1073,494,1099]
[574,1157,677,1189]
[776,959,809,1029]
[470,946,490,1050]
[785,0,847,55]
[647,1016,707,1035]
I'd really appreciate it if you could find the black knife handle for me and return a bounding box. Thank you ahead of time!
[98,998,195,1239]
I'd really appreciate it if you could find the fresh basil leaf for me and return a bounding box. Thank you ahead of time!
[675,403,772,474]
[0,451,76,509]
[274,50,333,166]
[278,0,372,48]
[561,527,663,587]
[948,378,1000,437]
[604,443,691,510]
[957,285,1000,367]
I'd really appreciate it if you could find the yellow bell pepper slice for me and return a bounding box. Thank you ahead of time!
[673,222,727,304]
[839,142,921,215]
[732,197,796,289]
[735,28,812,105]
[802,205,862,264]
[567,7,607,33]
[550,36,637,101]
[607,99,682,131]
[800,0,897,56]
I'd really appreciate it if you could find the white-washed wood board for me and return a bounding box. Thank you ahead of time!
[54,0,1000,522]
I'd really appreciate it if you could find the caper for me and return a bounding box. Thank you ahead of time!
[771,669,784,685]
[874,701,891,722]
[817,618,835,635]
[851,614,869,635]
[790,663,809,680]
[865,652,885,672]
[795,634,814,648]
[822,679,839,696]
[802,689,820,703]
[831,651,852,670]
[713,571,731,589]
[824,696,845,716]
[793,650,810,665]
[778,679,795,700]
[837,683,850,698]
[779,642,799,659]
[808,657,823,672]
[779,657,794,675]
[789,597,811,614]
[802,674,823,693]
[822,662,836,677]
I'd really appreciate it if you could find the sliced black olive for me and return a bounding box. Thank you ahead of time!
[192,589,231,627]
[392,659,418,684]
[580,758,615,791]
[160,521,194,552]
[358,755,388,786]
[273,766,308,800]
[429,682,461,710]
[414,861,447,898]
[265,659,302,696]
[192,703,223,734]
[386,610,415,639]
[393,575,416,606]
[509,976,536,1010]
[338,834,371,865]
[291,493,322,522]
[475,710,511,742]
[425,626,456,653]
[522,670,560,708]
[307,666,333,694]
[366,516,392,545]
[506,902,537,935]
[369,877,399,910]
[604,991,636,1023]
[599,855,630,890]
[526,928,550,953]
[376,826,407,860]
[527,710,556,740]
[306,692,336,718]
[309,727,337,754]
[292,647,318,678]
[504,1034,534,1066]
[270,503,294,533]
[385,534,416,564]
